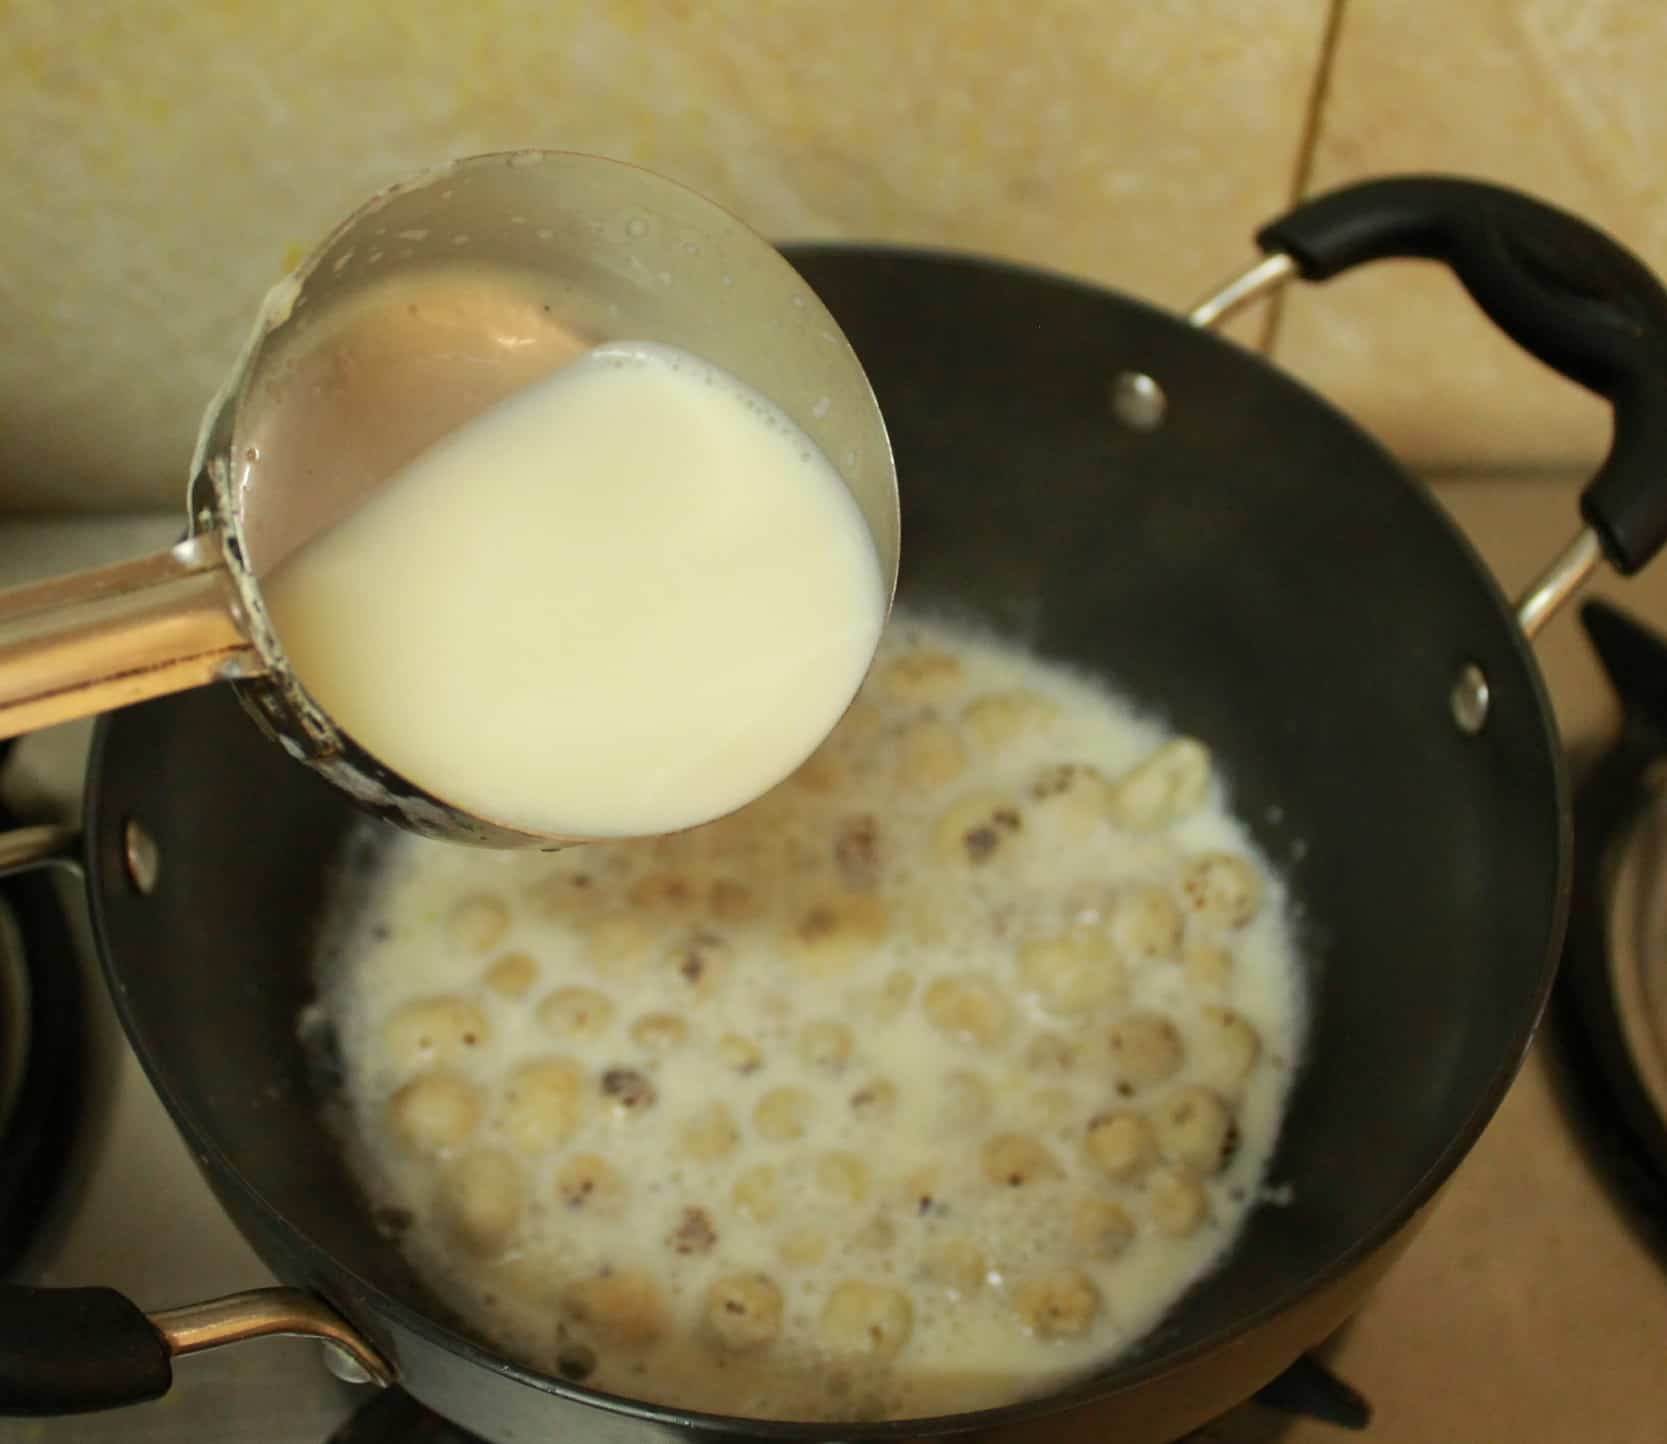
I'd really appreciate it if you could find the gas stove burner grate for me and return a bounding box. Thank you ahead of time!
[1555,600,1667,1257]
[0,856,89,1278]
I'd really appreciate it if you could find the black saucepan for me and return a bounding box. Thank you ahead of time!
[4,176,1667,1443]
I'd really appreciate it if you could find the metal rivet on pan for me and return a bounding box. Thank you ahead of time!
[124,819,160,895]
[1451,663,1491,734]
[320,1341,374,1385]
[1110,371,1167,430]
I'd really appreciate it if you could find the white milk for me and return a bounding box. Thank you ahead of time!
[310,616,1308,1423]
[262,338,885,838]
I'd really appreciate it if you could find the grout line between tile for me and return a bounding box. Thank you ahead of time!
[1258,0,1349,356]
[1417,463,1593,487]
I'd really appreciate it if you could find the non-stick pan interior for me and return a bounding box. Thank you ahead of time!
[85,249,1565,1413]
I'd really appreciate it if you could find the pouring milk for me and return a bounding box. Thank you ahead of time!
[255,280,886,840]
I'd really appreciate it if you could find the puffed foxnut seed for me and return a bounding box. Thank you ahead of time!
[834,814,883,889]
[938,1070,991,1128]
[981,1132,1065,1187]
[850,1078,899,1120]
[666,1206,719,1255]
[629,871,700,912]
[600,1067,656,1115]
[1108,1012,1185,1092]
[680,1103,741,1161]
[718,1033,764,1074]
[1028,763,1115,837]
[1072,1198,1136,1261]
[732,1164,780,1222]
[709,878,762,921]
[1197,1006,1262,1088]
[1179,853,1265,929]
[797,1019,854,1071]
[1110,885,1183,963]
[537,986,615,1039]
[386,1072,481,1152]
[562,1272,669,1347]
[586,913,655,968]
[898,718,968,788]
[629,1012,689,1052]
[816,1151,869,1202]
[706,1273,783,1351]
[903,1166,941,1215]
[778,1230,830,1267]
[1153,1085,1237,1177]
[1024,1032,1080,1073]
[482,951,538,998]
[880,649,963,696]
[555,1152,627,1214]
[437,1149,523,1257]
[754,1086,814,1141]
[1018,928,1124,1015]
[923,975,1012,1045]
[498,1057,584,1151]
[1149,1167,1210,1238]
[818,1281,915,1358]
[930,793,1024,866]
[1183,942,1234,991]
[1105,738,1211,832]
[850,968,915,1019]
[850,1212,896,1251]
[924,1238,987,1294]
[447,894,510,954]
[1084,1110,1157,1179]
[961,690,1058,745]
[383,996,490,1068]
[665,930,732,996]
[1013,1269,1101,1339]
[784,894,890,974]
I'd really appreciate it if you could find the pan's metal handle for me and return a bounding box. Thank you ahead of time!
[0,822,81,877]
[1193,174,1667,639]
[0,532,261,741]
[0,1283,392,1415]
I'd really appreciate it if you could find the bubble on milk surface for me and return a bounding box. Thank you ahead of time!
[312,611,1308,1421]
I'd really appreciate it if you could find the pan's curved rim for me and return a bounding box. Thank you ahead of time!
[83,240,1571,1440]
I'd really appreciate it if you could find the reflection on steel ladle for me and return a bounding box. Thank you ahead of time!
[0,151,899,848]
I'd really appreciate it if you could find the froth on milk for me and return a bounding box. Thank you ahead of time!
[241,268,886,840]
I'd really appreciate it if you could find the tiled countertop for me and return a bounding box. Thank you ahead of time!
[3,478,1666,1444]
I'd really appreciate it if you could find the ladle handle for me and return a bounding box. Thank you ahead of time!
[0,532,259,738]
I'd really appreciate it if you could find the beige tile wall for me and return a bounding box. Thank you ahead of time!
[4,1,1662,512]
[1271,0,1667,476]
[0,0,1330,511]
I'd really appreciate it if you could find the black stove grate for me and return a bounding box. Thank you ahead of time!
[0,832,90,1278]
[1551,600,1667,1263]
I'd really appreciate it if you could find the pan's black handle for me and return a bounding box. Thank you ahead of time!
[1258,176,1667,576]
[0,1283,392,1415]
[0,1284,172,1413]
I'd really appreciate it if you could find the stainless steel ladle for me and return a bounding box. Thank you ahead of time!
[0,151,900,846]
